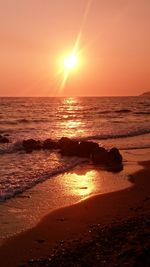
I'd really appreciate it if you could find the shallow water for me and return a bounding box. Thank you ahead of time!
[0,96,150,202]
[0,161,134,242]
[0,146,149,241]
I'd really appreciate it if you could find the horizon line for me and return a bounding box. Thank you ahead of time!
[0,95,142,98]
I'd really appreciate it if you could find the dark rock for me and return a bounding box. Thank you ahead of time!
[91,146,123,171]
[58,137,73,149]
[22,139,42,153]
[105,147,123,172]
[58,137,77,156]
[91,147,109,165]
[59,137,100,158]
[0,134,9,143]
[59,139,79,156]
[77,141,99,157]
[108,147,123,164]
[106,164,123,173]
[43,139,58,150]
[21,137,123,171]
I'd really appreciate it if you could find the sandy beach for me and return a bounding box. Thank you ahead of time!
[0,150,150,267]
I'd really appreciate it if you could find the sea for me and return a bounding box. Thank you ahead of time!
[0,96,150,203]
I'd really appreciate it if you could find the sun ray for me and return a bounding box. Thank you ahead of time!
[59,69,69,91]
[58,0,93,93]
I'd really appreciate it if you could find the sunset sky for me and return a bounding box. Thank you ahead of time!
[0,0,150,96]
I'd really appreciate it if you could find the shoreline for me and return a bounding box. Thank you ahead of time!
[0,158,150,266]
[0,150,134,242]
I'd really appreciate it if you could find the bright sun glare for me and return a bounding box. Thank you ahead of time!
[58,50,80,91]
[64,54,77,70]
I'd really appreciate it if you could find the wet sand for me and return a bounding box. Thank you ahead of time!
[0,162,132,243]
[0,157,150,266]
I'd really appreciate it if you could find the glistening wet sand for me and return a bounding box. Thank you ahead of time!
[0,151,149,266]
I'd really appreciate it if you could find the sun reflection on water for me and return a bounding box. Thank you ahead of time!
[63,170,96,197]
[63,97,77,105]
[60,97,86,138]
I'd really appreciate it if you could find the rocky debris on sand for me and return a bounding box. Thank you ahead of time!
[26,215,150,267]
[0,134,9,143]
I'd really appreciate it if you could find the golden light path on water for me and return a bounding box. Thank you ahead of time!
[59,97,86,138]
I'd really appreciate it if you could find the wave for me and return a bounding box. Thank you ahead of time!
[98,110,111,114]
[120,145,150,150]
[0,158,88,202]
[78,128,150,141]
[19,118,50,123]
[97,109,131,115]
[134,111,150,115]
[0,120,17,125]
[17,119,29,123]
[0,128,150,155]
[0,141,23,154]
[0,118,50,125]
[115,109,131,113]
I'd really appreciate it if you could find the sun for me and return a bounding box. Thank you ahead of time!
[57,50,80,91]
[64,53,77,71]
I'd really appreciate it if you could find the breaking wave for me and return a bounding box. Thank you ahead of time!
[0,157,88,202]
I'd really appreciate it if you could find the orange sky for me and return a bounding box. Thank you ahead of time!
[0,0,150,96]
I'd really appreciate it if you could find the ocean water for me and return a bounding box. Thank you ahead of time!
[0,96,150,202]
